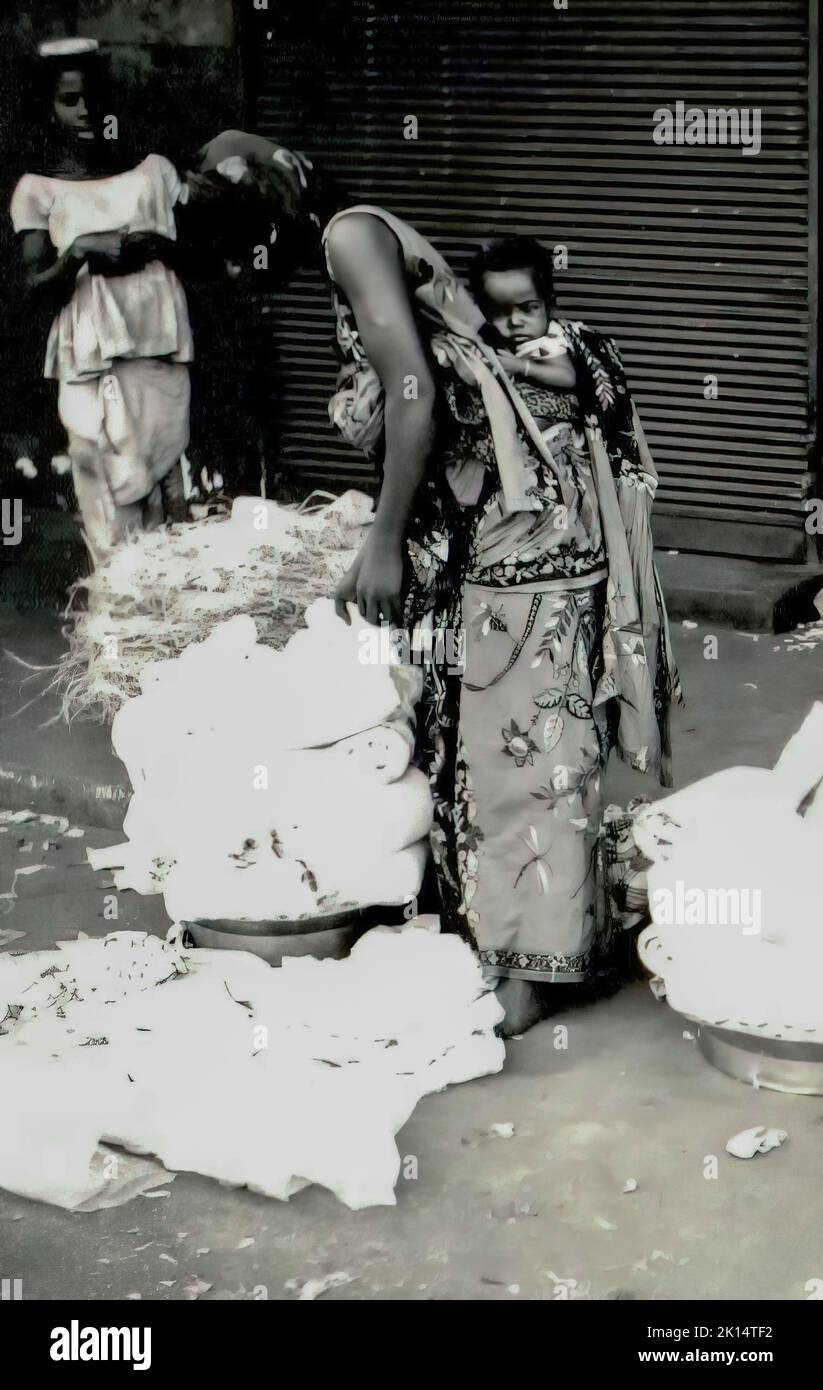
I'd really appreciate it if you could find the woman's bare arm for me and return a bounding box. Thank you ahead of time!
[327,213,437,626]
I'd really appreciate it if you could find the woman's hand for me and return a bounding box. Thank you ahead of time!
[334,530,404,628]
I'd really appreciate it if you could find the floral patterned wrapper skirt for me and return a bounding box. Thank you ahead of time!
[452,572,608,982]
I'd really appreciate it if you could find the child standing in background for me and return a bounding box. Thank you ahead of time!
[10,38,192,565]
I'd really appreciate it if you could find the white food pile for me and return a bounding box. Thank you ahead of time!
[0,927,504,1211]
[93,599,432,923]
[636,703,823,1040]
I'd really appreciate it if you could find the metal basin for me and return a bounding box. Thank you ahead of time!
[698,1024,823,1096]
[185,906,384,965]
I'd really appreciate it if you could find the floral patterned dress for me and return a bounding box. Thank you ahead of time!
[428,364,611,980]
[321,205,680,984]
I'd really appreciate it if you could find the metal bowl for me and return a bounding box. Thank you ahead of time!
[184,905,391,965]
[697,1024,823,1096]
[637,926,823,1095]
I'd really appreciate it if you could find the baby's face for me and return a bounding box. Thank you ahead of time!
[481,268,548,347]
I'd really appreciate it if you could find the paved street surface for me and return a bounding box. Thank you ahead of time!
[1,622,822,1301]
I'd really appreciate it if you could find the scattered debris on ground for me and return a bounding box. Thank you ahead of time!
[726,1126,788,1160]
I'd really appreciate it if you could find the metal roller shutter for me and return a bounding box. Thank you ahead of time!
[243,0,816,559]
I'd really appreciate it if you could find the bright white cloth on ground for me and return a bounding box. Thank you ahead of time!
[0,926,504,1211]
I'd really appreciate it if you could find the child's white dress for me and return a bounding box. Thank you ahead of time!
[11,155,193,559]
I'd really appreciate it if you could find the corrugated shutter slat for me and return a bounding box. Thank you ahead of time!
[248,0,813,556]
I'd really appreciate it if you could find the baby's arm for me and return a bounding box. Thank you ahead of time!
[498,348,576,390]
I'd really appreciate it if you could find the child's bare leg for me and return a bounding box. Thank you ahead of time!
[70,443,121,567]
